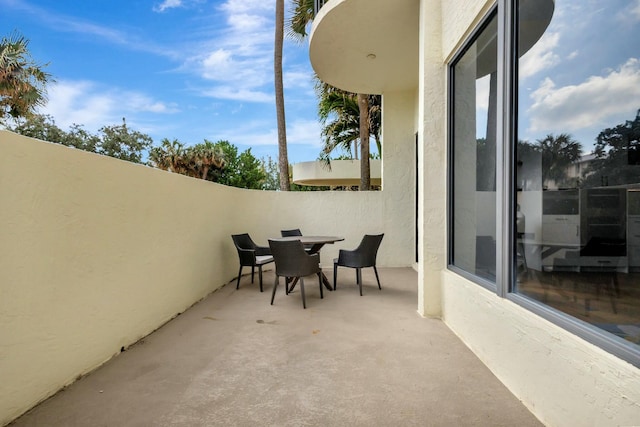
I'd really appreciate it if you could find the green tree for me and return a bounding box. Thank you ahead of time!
[213,140,266,189]
[287,0,314,40]
[188,140,226,180]
[149,138,186,173]
[288,2,382,190]
[9,114,66,144]
[10,114,152,164]
[316,81,382,161]
[261,155,280,190]
[0,32,52,122]
[583,109,640,188]
[9,113,119,155]
[317,84,361,159]
[97,118,152,164]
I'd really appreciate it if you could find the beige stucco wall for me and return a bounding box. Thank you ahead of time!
[425,1,640,426]
[0,130,414,425]
[417,0,447,318]
[442,272,640,426]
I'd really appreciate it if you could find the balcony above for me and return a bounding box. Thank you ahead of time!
[292,159,381,187]
[309,0,419,95]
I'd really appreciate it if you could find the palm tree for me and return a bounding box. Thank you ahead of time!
[274,0,290,191]
[0,32,51,122]
[358,93,370,190]
[287,0,315,41]
[288,4,381,189]
[191,140,226,180]
[316,79,381,163]
[537,133,582,188]
[317,83,361,158]
[149,138,187,174]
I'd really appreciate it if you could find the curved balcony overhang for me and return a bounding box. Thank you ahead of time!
[309,0,419,95]
[292,159,382,187]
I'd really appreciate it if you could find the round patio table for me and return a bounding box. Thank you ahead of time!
[271,235,344,291]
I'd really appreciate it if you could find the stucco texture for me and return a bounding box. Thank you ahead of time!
[0,130,415,425]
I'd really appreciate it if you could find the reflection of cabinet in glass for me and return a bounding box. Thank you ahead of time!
[579,188,627,272]
[541,190,580,270]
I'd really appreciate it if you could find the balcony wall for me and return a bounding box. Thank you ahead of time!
[0,130,414,425]
[292,159,381,187]
[309,0,419,94]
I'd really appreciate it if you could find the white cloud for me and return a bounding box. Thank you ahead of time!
[287,119,323,147]
[202,86,272,103]
[283,69,314,91]
[39,80,179,133]
[216,118,321,148]
[527,58,640,134]
[153,0,182,13]
[178,0,278,102]
[519,32,561,79]
[227,12,269,32]
[218,0,273,15]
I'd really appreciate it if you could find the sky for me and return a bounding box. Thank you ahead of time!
[3,1,639,163]
[516,0,640,153]
[473,0,640,154]
[0,0,324,164]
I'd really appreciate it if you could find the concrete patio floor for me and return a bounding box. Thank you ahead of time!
[10,268,543,426]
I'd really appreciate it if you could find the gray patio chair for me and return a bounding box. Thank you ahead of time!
[281,228,314,253]
[231,233,273,292]
[269,239,323,309]
[333,234,384,296]
[281,228,303,237]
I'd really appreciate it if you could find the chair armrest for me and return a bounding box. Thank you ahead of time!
[238,248,257,264]
[254,245,271,256]
[337,249,361,267]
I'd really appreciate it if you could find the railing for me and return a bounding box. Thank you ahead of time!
[314,0,327,16]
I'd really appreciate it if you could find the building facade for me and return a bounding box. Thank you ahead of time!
[310,0,640,425]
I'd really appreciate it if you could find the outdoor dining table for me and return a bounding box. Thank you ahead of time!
[271,235,344,291]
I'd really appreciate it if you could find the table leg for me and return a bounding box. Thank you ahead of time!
[288,273,333,292]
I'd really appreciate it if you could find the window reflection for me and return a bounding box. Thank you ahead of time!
[515,0,640,348]
[451,12,498,282]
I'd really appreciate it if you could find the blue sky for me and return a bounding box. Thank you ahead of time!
[0,0,324,164]
[516,0,640,152]
[472,1,640,154]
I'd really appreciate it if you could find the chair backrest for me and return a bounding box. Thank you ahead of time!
[354,234,384,266]
[281,229,303,237]
[231,233,258,265]
[269,239,319,277]
[232,233,256,250]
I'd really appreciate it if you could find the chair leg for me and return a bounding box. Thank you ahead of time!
[236,266,243,290]
[271,276,279,305]
[333,263,338,290]
[300,277,306,309]
[373,266,381,290]
[318,273,323,299]
[251,266,255,283]
[258,266,264,292]
[357,268,363,296]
